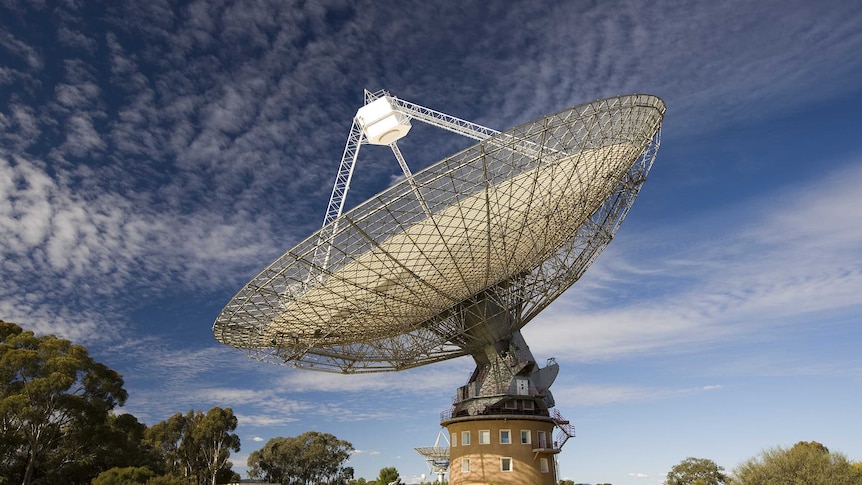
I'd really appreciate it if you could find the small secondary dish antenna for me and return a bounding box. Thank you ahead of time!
[414,430,451,483]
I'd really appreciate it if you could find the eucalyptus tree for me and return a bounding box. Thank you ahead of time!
[195,406,241,485]
[145,407,240,485]
[377,466,401,484]
[733,441,862,485]
[0,320,127,485]
[665,457,728,485]
[248,431,353,484]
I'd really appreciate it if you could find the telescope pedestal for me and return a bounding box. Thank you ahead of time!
[440,331,567,485]
[442,415,559,485]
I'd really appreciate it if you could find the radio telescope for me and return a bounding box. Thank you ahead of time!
[214,90,665,485]
[415,430,450,483]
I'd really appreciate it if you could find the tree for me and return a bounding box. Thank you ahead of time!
[216,468,241,484]
[248,431,353,484]
[194,407,241,485]
[0,321,127,485]
[145,476,192,485]
[145,411,194,479]
[377,467,400,485]
[98,413,164,473]
[665,457,727,485]
[145,407,240,485]
[39,411,162,483]
[732,441,862,485]
[376,467,396,484]
[340,466,355,483]
[91,466,157,485]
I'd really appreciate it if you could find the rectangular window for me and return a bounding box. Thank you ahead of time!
[540,457,549,473]
[523,400,534,410]
[461,431,470,446]
[501,457,512,472]
[479,429,490,445]
[461,458,471,472]
[538,430,547,448]
[499,429,511,444]
[520,430,531,445]
[504,400,518,409]
[451,432,457,447]
[516,378,529,395]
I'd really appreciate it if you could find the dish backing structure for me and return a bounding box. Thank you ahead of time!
[213,90,665,485]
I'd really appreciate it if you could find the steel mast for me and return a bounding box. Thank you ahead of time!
[310,90,502,276]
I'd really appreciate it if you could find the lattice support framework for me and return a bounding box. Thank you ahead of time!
[213,94,665,373]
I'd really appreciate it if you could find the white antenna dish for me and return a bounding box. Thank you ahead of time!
[213,89,665,484]
[213,91,664,376]
[414,430,450,484]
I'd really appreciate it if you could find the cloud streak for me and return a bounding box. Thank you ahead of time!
[553,382,723,408]
[526,157,862,362]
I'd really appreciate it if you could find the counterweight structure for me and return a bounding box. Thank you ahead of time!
[213,90,665,485]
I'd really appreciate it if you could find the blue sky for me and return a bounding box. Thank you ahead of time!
[2,1,861,483]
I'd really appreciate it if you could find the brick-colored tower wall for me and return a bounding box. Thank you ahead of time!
[445,417,557,485]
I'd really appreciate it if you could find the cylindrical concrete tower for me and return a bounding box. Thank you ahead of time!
[439,331,573,485]
[444,415,559,485]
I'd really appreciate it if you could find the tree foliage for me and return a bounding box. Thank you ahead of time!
[92,466,157,485]
[248,431,353,485]
[42,411,163,483]
[0,321,240,484]
[0,321,128,485]
[665,457,728,485]
[144,407,240,485]
[196,407,241,485]
[98,413,164,472]
[90,468,189,485]
[732,441,862,485]
[377,467,401,485]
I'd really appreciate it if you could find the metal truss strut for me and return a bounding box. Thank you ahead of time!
[311,91,504,277]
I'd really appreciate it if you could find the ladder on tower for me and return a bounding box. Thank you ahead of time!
[552,408,576,449]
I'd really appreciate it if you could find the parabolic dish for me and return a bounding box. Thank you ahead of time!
[213,94,665,372]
